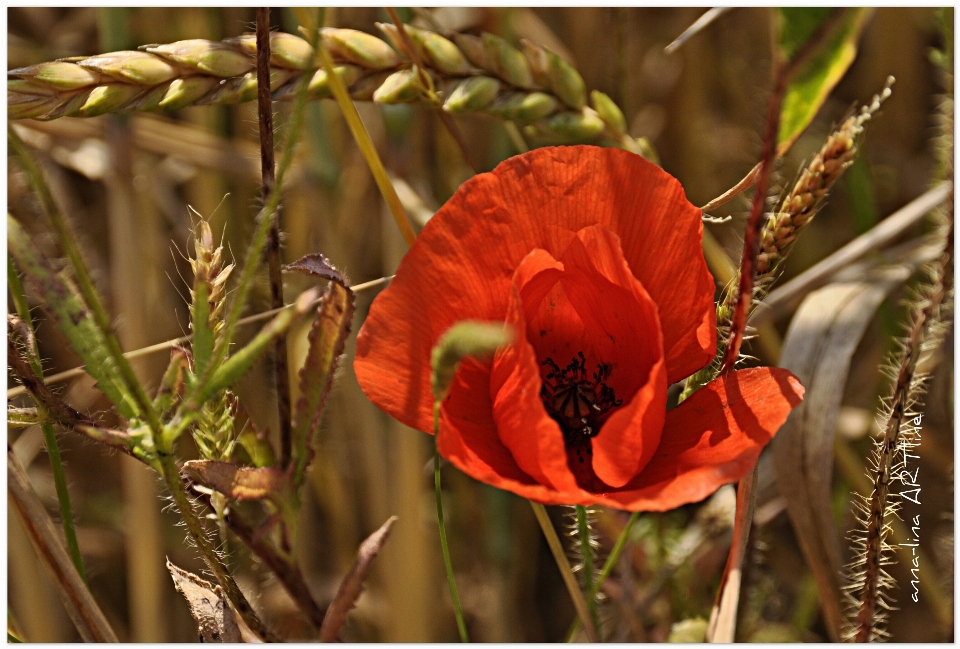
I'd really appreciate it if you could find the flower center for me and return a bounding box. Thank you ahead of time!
[539,351,623,448]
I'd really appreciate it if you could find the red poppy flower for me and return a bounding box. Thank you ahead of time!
[355,146,804,511]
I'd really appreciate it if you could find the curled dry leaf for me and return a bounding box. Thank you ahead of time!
[166,559,241,643]
[286,251,348,286]
[771,266,912,641]
[183,459,287,502]
[319,516,398,642]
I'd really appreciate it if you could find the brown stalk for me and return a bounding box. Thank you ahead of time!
[256,7,293,468]
[8,448,119,642]
[385,7,479,174]
[190,485,326,630]
[853,213,953,642]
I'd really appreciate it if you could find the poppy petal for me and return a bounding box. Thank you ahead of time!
[354,146,715,436]
[490,250,581,493]
[552,226,668,488]
[597,367,804,511]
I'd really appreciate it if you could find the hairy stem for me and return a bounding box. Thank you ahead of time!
[575,505,601,636]
[156,452,279,642]
[8,257,87,583]
[529,501,599,642]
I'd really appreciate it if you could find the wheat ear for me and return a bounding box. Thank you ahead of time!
[9,26,644,153]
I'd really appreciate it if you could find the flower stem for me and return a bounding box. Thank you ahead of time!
[575,505,601,636]
[8,254,87,584]
[529,501,599,642]
[564,510,640,641]
[433,402,470,642]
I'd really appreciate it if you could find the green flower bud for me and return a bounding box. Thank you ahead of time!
[482,33,534,89]
[27,62,100,91]
[146,40,253,77]
[372,68,422,104]
[443,76,500,113]
[590,90,626,136]
[8,94,59,120]
[547,50,586,109]
[321,28,400,70]
[541,109,605,141]
[519,39,551,88]
[453,34,492,71]
[349,71,393,101]
[431,321,512,401]
[80,51,178,85]
[487,91,557,122]
[78,83,142,117]
[226,32,314,70]
[414,26,470,75]
[157,76,218,111]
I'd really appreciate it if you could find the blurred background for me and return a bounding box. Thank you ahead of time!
[7,7,953,642]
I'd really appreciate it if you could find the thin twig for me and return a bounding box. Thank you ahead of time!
[8,448,119,642]
[256,7,293,468]
[6,275,394,399]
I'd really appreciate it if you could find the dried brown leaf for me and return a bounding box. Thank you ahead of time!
[286,252,348,286]
[166,559,242,643]
[291,280,355,484]
[319,516,398,642]
[771,266,912,641]
[183,459,287,502]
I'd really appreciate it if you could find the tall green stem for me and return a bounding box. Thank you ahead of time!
[434,403,470,642]
[8,254,87,584]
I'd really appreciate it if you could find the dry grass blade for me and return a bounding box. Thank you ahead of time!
[8,449,119,643]
[706,466,757,643]
[319,516,399,642]
[771,267,912,641]
[166,559,241,643]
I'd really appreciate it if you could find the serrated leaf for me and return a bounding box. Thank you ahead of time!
[777,8,871,154]
[286,252,347,286]
[7,216,139,420]
[291,281,355,484]
[183,459,287,502]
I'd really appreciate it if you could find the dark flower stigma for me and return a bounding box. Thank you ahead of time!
[540,351,623,446]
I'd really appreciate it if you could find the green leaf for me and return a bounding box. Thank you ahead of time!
[7,215,140,420]
[777,8,871,154]
[291,280,355,484]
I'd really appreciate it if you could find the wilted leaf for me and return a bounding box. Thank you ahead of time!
[319,516,398,642]
[771,265,911,641]
[183,459,287,502]
[286,252,347,286]
[777,8,871,154]
[291,280,355,484]
[166,559,241,643]
[7,216,139,420]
